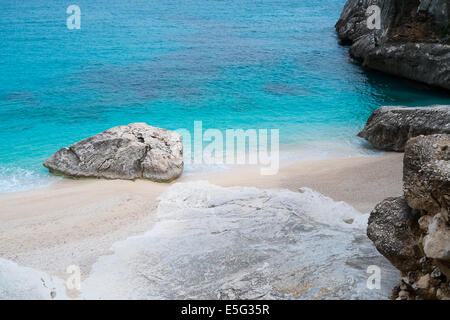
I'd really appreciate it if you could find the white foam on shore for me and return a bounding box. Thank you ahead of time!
[0,166,59,194]
[283,138,383,160]
[0,137,382,194]
[182,138,383,178]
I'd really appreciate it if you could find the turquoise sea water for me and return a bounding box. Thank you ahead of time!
[1,0,449,192]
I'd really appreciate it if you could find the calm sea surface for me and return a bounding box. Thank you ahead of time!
[1,0,449,192]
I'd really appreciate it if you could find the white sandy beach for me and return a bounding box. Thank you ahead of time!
[0,152,403,281]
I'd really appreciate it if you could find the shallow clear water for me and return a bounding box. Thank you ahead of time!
[1,0,449,192]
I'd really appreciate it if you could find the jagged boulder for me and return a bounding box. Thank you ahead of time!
[403,134,450,214]
[367,197,423,272]
[43,123,183,182]
[404,134,450,265]
[335,0,377,43]
[358,106,450,151]
[336,0,450,90]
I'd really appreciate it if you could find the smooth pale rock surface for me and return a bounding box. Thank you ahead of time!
[80,182,398,300]
[357,106,450,152]
[367,197,422,272]
[43,123,183,182]
[424,213,450,261]
[336,0,450,90]
[403,134,450,214]
[0,258,67,300]
[0,182,400,299]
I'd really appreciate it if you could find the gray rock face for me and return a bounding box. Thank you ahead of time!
[336,0,450,90]
[367,197,422,272]
[358,106,450,151]
[403,134,450,214]
[418,0,450,28]
[335,0,377,43]
[352,43,450,89]
[43,123,183,182]
[367,134,450,299]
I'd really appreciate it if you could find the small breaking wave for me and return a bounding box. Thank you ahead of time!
[0,166,58,194]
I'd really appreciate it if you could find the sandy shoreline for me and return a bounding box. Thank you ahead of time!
[0,152,403,279]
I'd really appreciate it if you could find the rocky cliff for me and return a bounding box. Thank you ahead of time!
[368,134,450,300]
[336,0,450,90]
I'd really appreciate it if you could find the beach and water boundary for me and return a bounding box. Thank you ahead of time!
[1,0,449,300]
[0,152,403,282]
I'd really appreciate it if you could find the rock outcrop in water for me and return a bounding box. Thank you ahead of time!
[358,106,450,151]
[367,134,450,300]
[43,123,183,182]
[336,0,450,90]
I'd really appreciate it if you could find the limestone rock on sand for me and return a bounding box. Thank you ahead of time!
[43,123,183,182]
[357,106,450,151]
[336,0,450,90]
